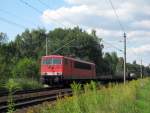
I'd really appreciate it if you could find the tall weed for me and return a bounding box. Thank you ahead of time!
[4,79,21,113]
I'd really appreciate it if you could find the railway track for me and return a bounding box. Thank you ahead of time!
[0,86,62,97]
[0,87,72,113]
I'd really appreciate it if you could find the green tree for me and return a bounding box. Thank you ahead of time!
[14,28,46,59]
[111,52,119,74]
[103,52,118,75]
[0,32,7,45]
[103,53,112,74]
[12,58,39,79]
[0,43,15,79]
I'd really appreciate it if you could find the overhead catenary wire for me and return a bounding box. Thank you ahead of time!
[0,0,117,59]
[107,0,125,32]
[37,0,76,28]
[19,0,67,27]
[20,0,125,56]
[20,0,68,55]
[0,10,45,49]
[0,15,45,55]
[20,0,42,14]
[20,0,80,56]
[102,40,123,52]
[38,0,50,8]
[51,38,76,54]
[107,0,127,84]
[127,48,142,65]
[0,8,37,27]
[0,16,26,29]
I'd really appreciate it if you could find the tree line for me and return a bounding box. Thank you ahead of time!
[0,27,150,83]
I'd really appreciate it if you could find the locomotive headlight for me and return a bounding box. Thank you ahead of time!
[57,72,62,75]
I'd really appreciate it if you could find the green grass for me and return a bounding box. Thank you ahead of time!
[136,80,150,113]
[27,78,150,113]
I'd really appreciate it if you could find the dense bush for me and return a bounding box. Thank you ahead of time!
[15,78,43,90]
[12,58,39,79]
[4,78,43,91]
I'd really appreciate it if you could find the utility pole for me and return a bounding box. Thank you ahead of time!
[46,35,48,56]
[140,59,143,78]
[124,32,126,84]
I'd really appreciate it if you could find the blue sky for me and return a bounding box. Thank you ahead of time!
[0,0,150,65]
[0,0,66,39]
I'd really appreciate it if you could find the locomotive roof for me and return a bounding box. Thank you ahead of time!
[42,55,95,65]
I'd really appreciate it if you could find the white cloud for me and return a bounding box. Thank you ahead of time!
[41,5,93,27]
[41,0,140,27]
[132,20,150,29]
[127,30,150,47]
[127,44,150,65]
[86,27,123,39]
[129,45,150,54]
[128,30,150,39]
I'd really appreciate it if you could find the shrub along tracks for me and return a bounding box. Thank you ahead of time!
[0,87,72,113]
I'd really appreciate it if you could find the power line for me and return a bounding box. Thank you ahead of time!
[107,0,125,32]
[107,0,127,84]
[38,0,50,8]
[37,0,75,27]
[20,0,75,56]
[19,0,66,27]
[51,38,76,54]
[20,0,42,14]
[0,8,37,26]
[102,40,123,52]
[0,16,26,29]
[20,0,79,55]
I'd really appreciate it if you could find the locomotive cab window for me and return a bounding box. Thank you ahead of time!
[42,58,52,65]
[74,61,91,70]
[53,58,62,64]
[42,58,62,65]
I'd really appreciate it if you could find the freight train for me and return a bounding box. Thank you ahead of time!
[40,55,137,85]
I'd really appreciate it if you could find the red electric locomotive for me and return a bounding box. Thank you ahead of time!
[40,55,96,85]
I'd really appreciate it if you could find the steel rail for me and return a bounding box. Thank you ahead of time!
[0,88,72,113]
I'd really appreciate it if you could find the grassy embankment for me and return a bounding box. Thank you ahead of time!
[27,78,150,113]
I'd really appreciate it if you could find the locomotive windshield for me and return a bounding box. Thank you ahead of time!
[42,58,62,65]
